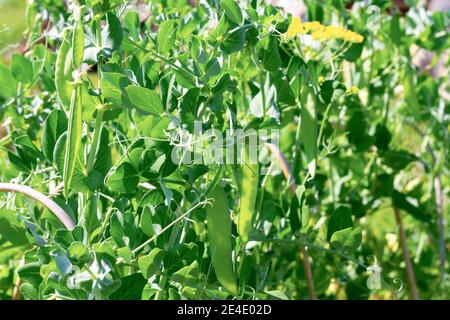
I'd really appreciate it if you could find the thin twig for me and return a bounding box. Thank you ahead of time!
[394,207,419,300]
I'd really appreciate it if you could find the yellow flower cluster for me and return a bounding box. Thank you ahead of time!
[346,86,359,95]
[285,18,364,43]
[318,76,325,84]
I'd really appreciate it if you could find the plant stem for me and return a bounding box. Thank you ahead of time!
[394,207,419,300]
[300,246,316,299]
[0,183,75,230]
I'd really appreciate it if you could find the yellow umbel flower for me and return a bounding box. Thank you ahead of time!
[318,76,325,84]
[303,21,323,32]
[285,18,364,44]
[346,86,359,95]
[285,17,304,37]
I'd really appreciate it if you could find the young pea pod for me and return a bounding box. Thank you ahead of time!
[55,29,74,110]
[62,15,84,197]
[206,186,239,296]
[63,84,83,197]
[300,86,316,178]
[72,19,85,69]
[238,140,259,243]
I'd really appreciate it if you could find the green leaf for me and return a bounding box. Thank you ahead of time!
[180,88,200,130]
[103,12,123,52]
[165,243,199,275]
[101,72,133,107]
[344,41,364,62]
[327,206,354,241]
[41,110,68,162]
[221,26,245,54]
[19,283,38,300]
[124,11,140,41]
[93,128,112,176]
[17,262,42,287]
[0,209,30,246]
[139,206,154,237]
[204,58,222,80]
[84,194,101,234]
[170,260,199,287]
[265,290,289,300]
[380,150,416,171]
[138,248,165,278]
[212,73,236,95]
[11,53,34,84]
[125,85,164,115]
[330,227,362,254]
[106,162,139,193]
[0,64,17,98]
[157,20,177,55]
[262,36,281,73]
[110,273,147,300]
[221,0,243,25]
[68,242,90,265]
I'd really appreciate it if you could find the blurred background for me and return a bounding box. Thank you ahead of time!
[0,0,27,54]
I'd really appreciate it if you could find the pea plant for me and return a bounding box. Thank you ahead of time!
[0,0,448,300]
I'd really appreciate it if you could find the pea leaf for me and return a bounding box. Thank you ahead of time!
[110,273,147,300]
[106,162,139,193]
[0,64,17,98]
[330,227,362,254]
[0,209,30,246]
[138,248,165,278]
[327,206,354,241]
[41,110,68,162]
[11,54,34,84]
[222,0,243,25]
[157,20,177,55]
[126,85,164,116]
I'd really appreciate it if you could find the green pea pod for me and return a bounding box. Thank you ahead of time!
[238,142,259,243]
[300,86,316,177]
[55,29,73,110]
[72,19,85,69]
[63,84,82,197]
[206,186,239,296]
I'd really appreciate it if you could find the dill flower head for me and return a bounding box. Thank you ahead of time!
[346,86,359,95]
[285,18,364,44]
[318,76,325,84]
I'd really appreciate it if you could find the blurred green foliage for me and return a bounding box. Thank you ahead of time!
[0,0,27,52]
